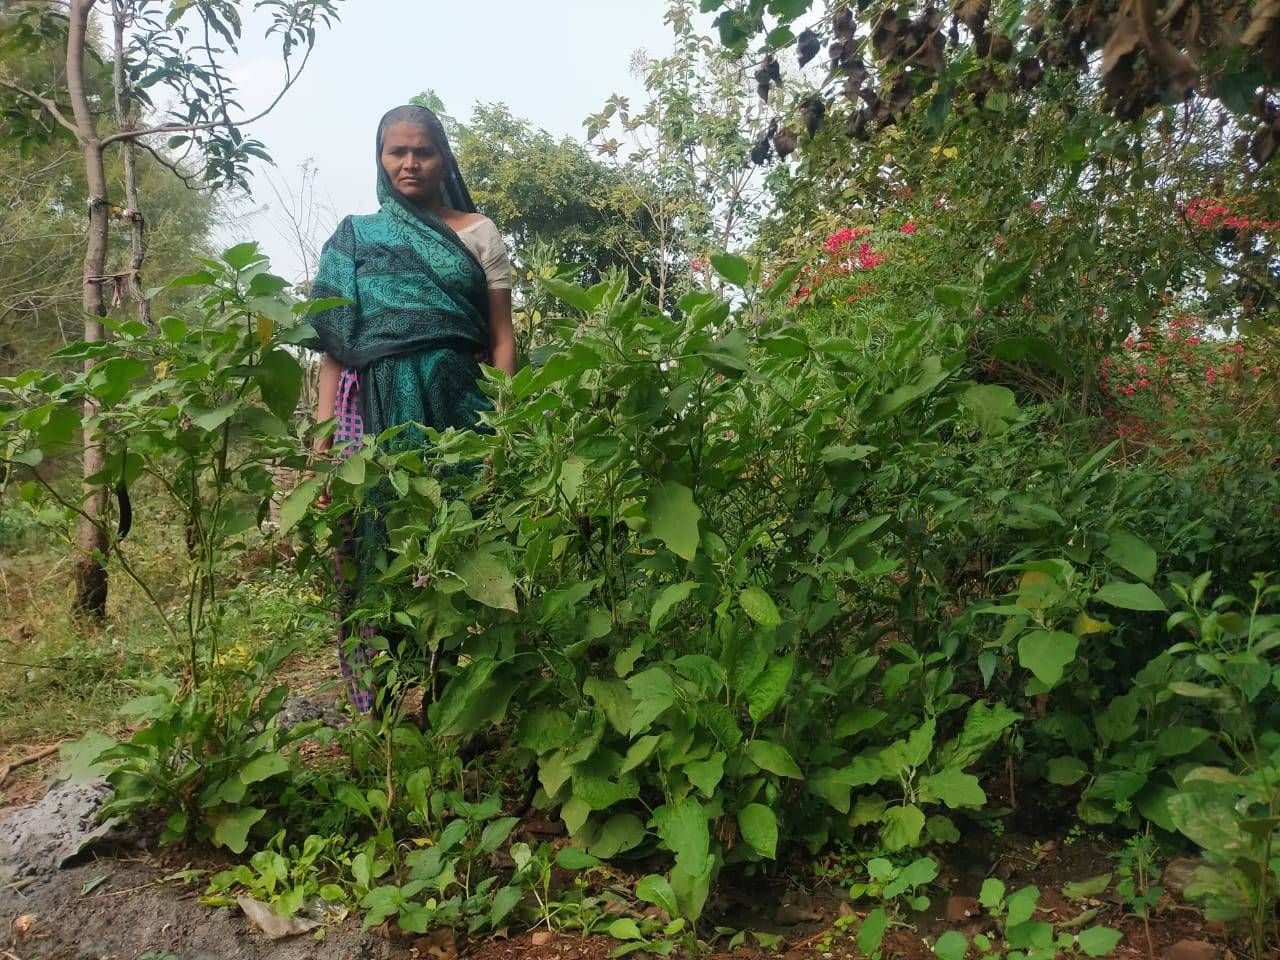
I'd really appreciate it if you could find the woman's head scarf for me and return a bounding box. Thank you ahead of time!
[375,104,476,216]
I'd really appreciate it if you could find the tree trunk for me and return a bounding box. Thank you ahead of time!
[68,0,110,619]
[111,1,150,328]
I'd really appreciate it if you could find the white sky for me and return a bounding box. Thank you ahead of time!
[208,0,683,281]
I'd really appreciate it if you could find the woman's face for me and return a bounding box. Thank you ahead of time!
[380,121,443,207]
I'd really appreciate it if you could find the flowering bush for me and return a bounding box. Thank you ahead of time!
[778,225,898,307]
[1099,313,1271,444]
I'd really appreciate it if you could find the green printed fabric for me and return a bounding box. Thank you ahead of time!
[305,180,491,444]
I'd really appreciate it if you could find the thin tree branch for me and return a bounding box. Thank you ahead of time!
[0,77,79,137]
[133,137,202,189]
[100,41,313,147]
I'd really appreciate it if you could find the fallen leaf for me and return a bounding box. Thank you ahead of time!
[237,896,320,940]
[14,914,35,935]
[414,927,456,960]
[531,929,555,946]
[81,874,109,896]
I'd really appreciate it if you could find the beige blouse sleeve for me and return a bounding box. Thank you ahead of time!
[462,217,513,290]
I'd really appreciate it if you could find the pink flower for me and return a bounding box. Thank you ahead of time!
[1136,365,1147,375]
[1122,384,1136,395]
[1029,201,1045,213]
[899,221,918,235]
[1250,367,1262,376]
[1186,336,1201,345]
[1138,378,1150,388]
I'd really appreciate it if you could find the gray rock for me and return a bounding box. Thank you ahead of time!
[0,777,121,883]
[277,695,344,732]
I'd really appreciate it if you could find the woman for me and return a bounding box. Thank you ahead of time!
[307,104,516,711]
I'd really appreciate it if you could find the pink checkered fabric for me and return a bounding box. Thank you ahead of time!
[334,368,375,712]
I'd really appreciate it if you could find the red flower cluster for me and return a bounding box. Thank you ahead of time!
[822,226,870,253]
[786,226,891,307]
[1100,312,1269,443]
[1181,197,1280,233]
[690,256,710,273]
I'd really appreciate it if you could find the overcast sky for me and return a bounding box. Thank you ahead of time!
[208,0,683,281]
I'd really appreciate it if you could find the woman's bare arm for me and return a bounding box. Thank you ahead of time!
[314,353,341,453]
[487,288,517,376]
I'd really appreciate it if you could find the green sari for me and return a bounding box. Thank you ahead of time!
[306,110,493,578]
[306,173,491,443]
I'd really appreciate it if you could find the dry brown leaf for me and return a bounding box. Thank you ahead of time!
[413,927,457,960]
[236,896,320,940]
[531,929,555,946]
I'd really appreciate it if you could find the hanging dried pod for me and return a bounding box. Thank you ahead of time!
[800,95,827,136]
[797,28,821,68]
[834,5,855,42]
[773,126,800,158]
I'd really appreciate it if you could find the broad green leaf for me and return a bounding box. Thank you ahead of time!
[626,667,675,734]
[1094,580,1166,612]
[1155,725,1211,758]
[479,817,519,854]
[489,885,523,928]
[654,797,708,873]
[763,261,804,302]
[961,384,1019,434]
[255,349,303,421]
[737,804,778,859]
[709,252,751,287]
[935,701,1020,769]
[1167,788,1253,860]
[1104,530,1157,584]
[1047,756,1089,786]
[746,653,794,723]
[619,735,661,776]
[1005,885,1040,926]
[981,255,1032,307]
[919,768,986,809]
[457,548,518,612]
[645,480,701,561]
[650,581,697,631]
[209,806,265,854]
[239,752,288,785]
[541,277,597,311]
[684,751,725,796]
[979,878,1005,908]
[89,357,148,407]
[1018,630,1079,687]
[880,804,925,851]
[857,906,888,954]
[635,874,679,917]
[583,677,635,736]
[279,477,323,534]
[555,846,603,870]
[1077,926,1123,957]
[515,709,572,752]
[589,813,646,858]
[866,356,951,421]
[607,917,642,940]
[738,586,781,627]
[745,739,802,779]
[934,930,969,960]
[56,732,118,785]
